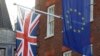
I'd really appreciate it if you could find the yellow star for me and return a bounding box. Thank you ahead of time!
[78,30,81,33]
[66,15,68,18]
[82,17,85,20]
[82,23,86,25]
[73,29,76,32]
[67,21,69,23]
[67,10,70,14]
[70,8,73,11]
[78,12,81,15]
[81,27,84,30]
[74,9,77,12]
[69,26,72,29]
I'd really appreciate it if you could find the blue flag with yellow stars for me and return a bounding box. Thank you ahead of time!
[62,0,92,56]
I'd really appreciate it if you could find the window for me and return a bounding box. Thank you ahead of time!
[91,44,93,55]
[14,49,16,56]
[46,5,55,38]
[63,51,72,56]
[90,0,94,22]
[0,48,5,56]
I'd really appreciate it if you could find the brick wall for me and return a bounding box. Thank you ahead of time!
[92,0,100,56]
[36,0,100,56]
[36,0,62,56]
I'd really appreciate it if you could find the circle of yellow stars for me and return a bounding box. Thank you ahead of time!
[65,8,86,33]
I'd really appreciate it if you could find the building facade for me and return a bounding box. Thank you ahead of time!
[0,0,16,56]
[36,0,100,56]
[0,0,12,30]
[92,0,100,56]
[36,0,63,56]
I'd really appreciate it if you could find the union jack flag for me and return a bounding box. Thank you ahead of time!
[16,8,41,56]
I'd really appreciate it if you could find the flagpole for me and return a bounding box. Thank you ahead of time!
[14,3,62,19]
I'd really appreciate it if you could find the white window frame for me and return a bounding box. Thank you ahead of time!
[63,51,72,56]
[90,0,94,22]
[46,5,55,38]
[91,44,93,55]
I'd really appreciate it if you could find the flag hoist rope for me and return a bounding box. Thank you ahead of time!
[14,3,62,19]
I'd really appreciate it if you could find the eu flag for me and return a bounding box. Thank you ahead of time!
[62,0,92,56]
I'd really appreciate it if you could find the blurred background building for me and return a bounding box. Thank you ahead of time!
[0,0,16,56]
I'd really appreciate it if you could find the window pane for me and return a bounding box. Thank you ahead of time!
[49,21,54,34]
[47,5,55,37]
[90,0,94,22]
[0,49,5,56]
[14,49,16,56]
[49,15,53,22]
[50,22,52,34]
[63,51,72,56]
[51,21,54,34]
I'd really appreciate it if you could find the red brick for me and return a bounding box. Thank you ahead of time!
[36,0,100,56]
